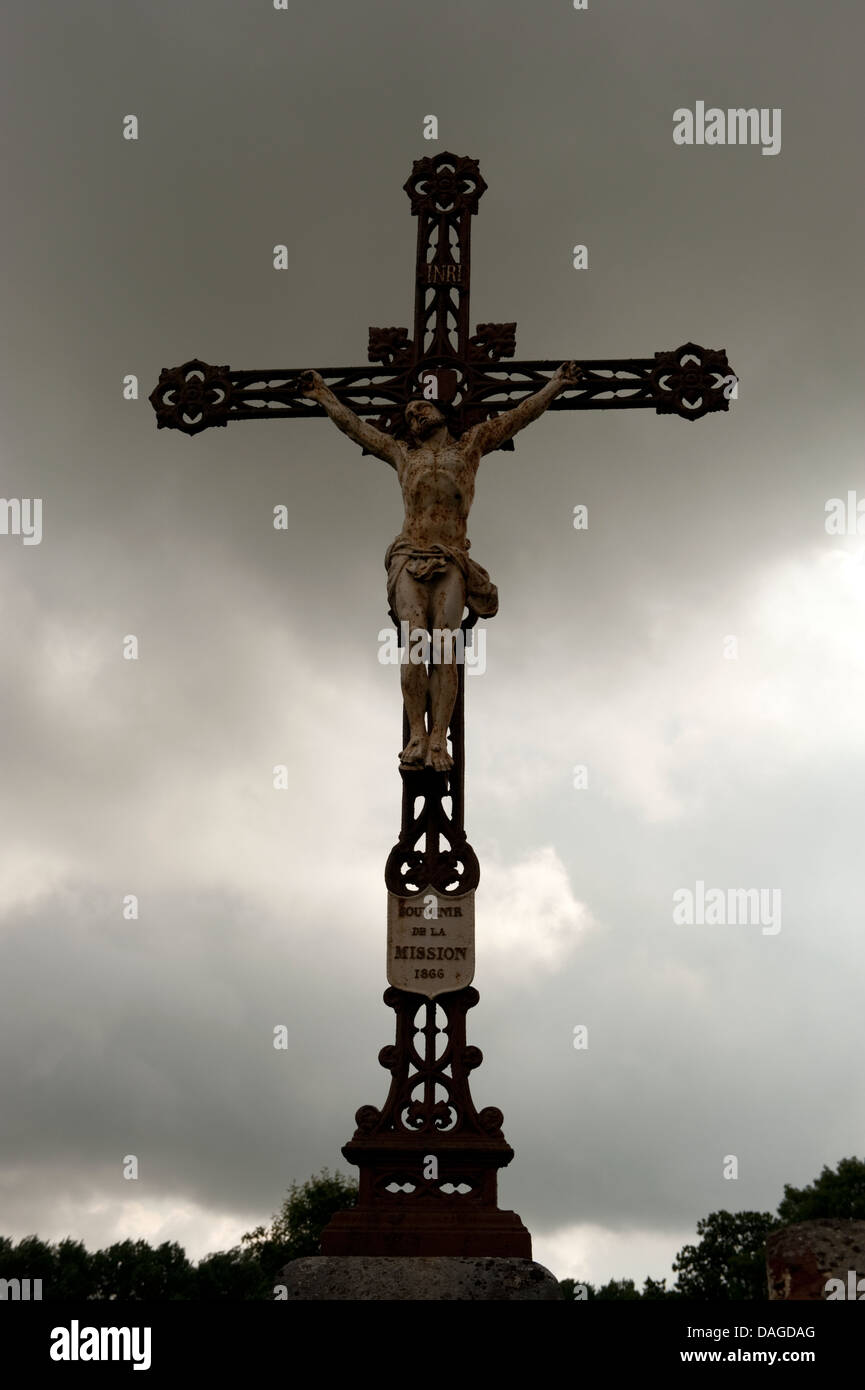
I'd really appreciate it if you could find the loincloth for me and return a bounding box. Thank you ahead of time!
[384,536,499,626]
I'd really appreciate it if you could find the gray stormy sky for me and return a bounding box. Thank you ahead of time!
[1,0,864,1285]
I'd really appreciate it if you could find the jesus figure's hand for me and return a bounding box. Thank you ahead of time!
[299,369,327,400]
[554,361,583,388]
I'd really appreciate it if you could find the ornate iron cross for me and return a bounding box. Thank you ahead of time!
[149,150,734,444]
[150,152,735,1260]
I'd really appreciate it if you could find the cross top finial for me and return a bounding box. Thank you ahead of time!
[403,152,487,217]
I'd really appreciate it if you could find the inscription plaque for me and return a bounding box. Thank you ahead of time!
[387,889,475,997]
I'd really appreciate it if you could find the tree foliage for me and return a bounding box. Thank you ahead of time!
[559,1274,676,1300]
[671,1210,778,1300]
[777,1156,865,1224]
[670,1156,865,1300]
[240,1167,358,1280]
[0,1168,357,1299]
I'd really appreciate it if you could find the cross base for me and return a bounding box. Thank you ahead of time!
[321,1208,531,1258]
[320,985,531,1258]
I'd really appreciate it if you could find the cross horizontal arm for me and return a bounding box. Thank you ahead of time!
[474,358,659,409]
[150,341,735,436]
[471,347,736,422]
[149,359,409,436]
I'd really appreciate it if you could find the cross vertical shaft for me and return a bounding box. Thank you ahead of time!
[405,152,486,363]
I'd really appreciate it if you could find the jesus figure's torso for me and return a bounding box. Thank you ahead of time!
[395,437,480,551]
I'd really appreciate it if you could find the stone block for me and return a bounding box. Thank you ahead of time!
[277,1255,563,1301]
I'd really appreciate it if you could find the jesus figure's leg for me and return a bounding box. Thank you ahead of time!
[393,570,433,768]
[426,567,466,774]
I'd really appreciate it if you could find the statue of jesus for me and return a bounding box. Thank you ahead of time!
[300,363,582,773]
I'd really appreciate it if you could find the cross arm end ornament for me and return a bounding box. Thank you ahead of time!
[149,359,233,436]
[649,343,736,420]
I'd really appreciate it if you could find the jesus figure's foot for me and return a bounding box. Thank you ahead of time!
[425,738,453,774]
[399,733,427,769]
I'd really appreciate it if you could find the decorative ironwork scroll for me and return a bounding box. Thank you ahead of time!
[320,634,531,1255]
[150,153,734,441]
[321,982,530,1256]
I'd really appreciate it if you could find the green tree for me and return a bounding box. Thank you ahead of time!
[559,1277,595,1300]
[53,1238,93,1299]
[672,1210,777,1300]
[559,1273,676,1299]
[241,1168,358,1281]
[89,1239,195,1300]
[193,1247,268,1300]
[641,1275,676,1299]
[0,1235,56,1285]
[777,1156,865,1224]
[595,1277,641,1299]
[0,1236,93,1298]
[0,1171,360,1300]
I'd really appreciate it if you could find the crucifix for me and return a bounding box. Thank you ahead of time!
[151,152,734,1260]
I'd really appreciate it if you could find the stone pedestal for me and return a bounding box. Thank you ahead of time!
[278,1256,562,1300]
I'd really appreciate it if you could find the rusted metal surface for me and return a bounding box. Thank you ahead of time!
[321,654,530,1255]
[321,985,531,1258]
[385,642,478,897]
[150,152,735,440]
[149,350,734,437]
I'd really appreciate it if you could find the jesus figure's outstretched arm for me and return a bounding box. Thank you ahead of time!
[299,370,402,469]
[467,361,582,456]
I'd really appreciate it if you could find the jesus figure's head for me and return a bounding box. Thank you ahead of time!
[404,397,449,443]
